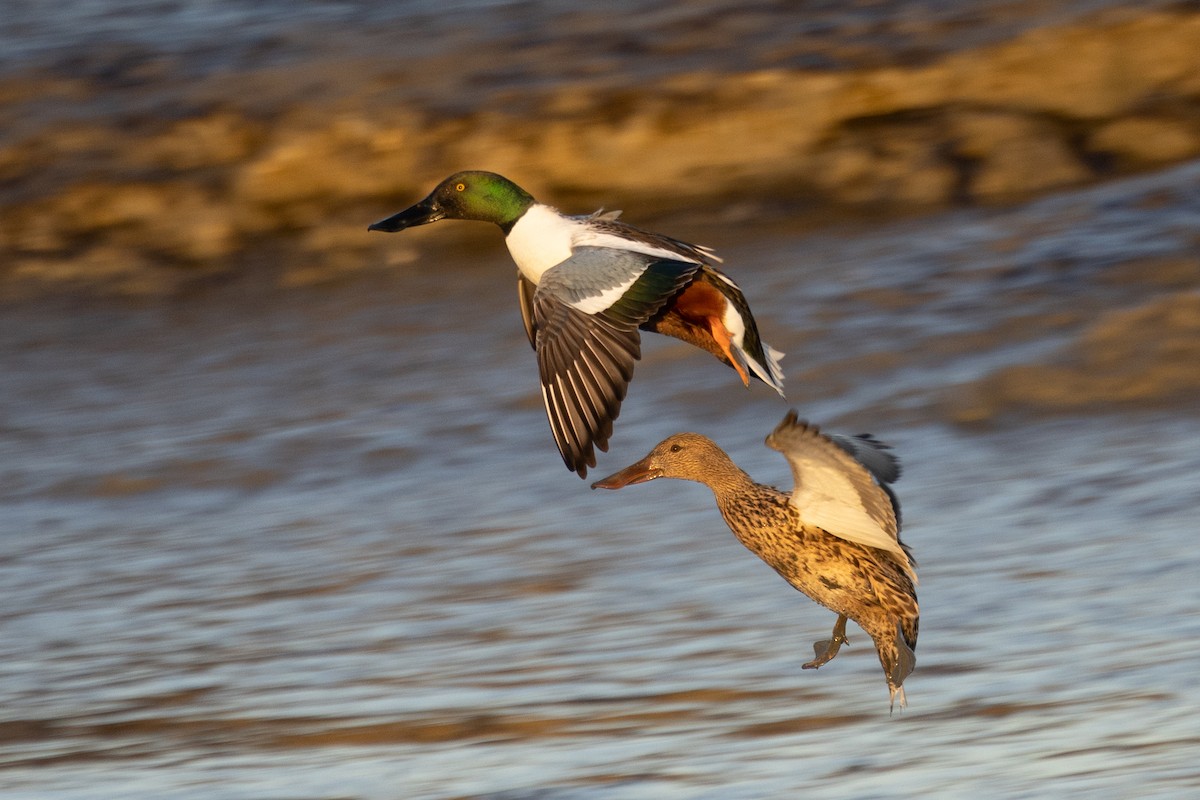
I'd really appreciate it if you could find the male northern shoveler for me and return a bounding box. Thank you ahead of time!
[591,410,919,711]
[369,171,784,478]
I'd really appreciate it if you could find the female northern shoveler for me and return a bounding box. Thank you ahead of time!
[369,171,784,478]
[591,410,919,711]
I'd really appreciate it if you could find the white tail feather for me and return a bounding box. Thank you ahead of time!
[737,343,785,396]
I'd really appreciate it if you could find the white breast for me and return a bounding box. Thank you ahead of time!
[505,205,578,284]
[506,204,703,285]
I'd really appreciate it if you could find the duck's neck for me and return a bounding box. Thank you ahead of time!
[695,458,759,506]
[693,459,793,543]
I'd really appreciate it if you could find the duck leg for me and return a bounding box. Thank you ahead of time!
[803,614,849,670]
[708,318,750,386]
[659,280,750,385]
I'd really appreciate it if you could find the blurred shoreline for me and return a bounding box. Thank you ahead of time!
[1,2,1198,298]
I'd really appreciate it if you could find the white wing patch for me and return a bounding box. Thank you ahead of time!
[574,229,703,264]
[507,204,712,285]
[767,413,915,582]
[791,463,907,559]
[568,271,642,314]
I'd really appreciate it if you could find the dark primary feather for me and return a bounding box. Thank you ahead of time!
[535,302,637,475]
[518,273,537,349]
[827,431,902,485]
[530,250,700,477]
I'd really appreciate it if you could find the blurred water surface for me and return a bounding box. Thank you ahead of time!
[3,146,1199,798]
[2,0,1174,75]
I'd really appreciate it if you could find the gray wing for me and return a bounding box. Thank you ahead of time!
[766,411,915,580]
[532,248,700,477]
[827,432,901,485]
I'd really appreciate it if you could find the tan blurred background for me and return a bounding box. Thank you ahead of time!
[2,1,1198,296]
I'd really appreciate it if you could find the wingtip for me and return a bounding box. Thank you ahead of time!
[765,409,807,448]
[564,444,598,480]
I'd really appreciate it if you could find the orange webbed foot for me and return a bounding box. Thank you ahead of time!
[709,317,749,386]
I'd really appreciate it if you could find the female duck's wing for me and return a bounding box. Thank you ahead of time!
[766,411,915,580]
[826,430,903,530]
[826,431,901,485]
[532,247,700,477]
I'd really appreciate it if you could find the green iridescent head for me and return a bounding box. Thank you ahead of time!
[369,171,536,234]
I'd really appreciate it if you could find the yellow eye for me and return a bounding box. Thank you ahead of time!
[456,183,466,192]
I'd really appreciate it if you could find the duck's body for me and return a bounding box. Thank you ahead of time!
[508,205,773,380]
[370,171,784,477]
[592,411,918,711]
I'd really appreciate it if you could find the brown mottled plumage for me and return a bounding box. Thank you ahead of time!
[592,411,919,711]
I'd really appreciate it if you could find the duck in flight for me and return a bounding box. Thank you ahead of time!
[592,411,918,711]
[369,171,784,477]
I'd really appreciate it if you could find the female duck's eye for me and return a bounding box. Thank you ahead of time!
[669,444,682,453]
[456,183,466,192]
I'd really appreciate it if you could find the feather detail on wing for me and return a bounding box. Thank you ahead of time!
[766,411,916,582]
[534,296,638,476]
[827,430,904,530]
[518,272,537,349]
[531,249,701,477]
[578,218,723,265]
[826,431,901,484]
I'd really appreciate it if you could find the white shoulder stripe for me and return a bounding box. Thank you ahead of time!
[573,230,703,264]
[569,272,642,314]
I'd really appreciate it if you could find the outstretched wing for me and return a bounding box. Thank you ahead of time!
[827,431,901,485]
[827,430,902,529]
[533,295,638,477]
[532,248,701,477]
[766,411,915,581]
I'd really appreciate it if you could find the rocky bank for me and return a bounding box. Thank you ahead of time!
[1,5,1199,296]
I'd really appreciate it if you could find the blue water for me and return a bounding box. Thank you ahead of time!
[2,158,1199,797]
[2,0,1171,73]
